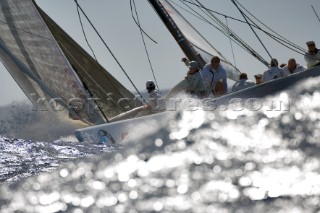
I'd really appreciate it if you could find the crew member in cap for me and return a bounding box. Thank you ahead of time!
[231,72,255,92]
[262,58,285,83]
[182,60,207,98]
[254,74,263,85]
[182,56,227,97]
[144,80,164,110]
[304,41,320,69]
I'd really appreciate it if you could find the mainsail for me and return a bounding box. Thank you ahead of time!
[0,0,140,125]
[150,0,240,81]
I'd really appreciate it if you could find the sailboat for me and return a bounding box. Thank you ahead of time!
[1,0,319,143]
[75,0,320,143]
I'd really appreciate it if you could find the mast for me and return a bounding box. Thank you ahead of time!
[148,0,206,68]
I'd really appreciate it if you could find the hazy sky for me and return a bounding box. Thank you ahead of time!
[0,0,320,106]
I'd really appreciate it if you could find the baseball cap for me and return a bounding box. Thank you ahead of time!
[254,74,262,78]
[188,61,198,69]
[239,73,248,79]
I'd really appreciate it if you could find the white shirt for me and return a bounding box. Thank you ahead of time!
[148,90,165,110]
[201,64,227,94]
[185,71,206,92]
[232,79,255,92]
[282,64,306,75]
[304,49,320,69]
[262,67,285,83]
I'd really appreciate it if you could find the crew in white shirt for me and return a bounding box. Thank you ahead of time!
[145,80,164,110]
[262,58,285,83]
[201,56,227,96]
[282,58,306,75]
[304,41,320,69]
[232,73,255,92]
[183,61,207,98]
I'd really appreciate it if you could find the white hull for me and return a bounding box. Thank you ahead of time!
[75,110,175,143]
[75,66,320,143]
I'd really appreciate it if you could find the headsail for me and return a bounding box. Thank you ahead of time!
[0,0,140,124]
[35,3,141,121]
[150,0,240,81]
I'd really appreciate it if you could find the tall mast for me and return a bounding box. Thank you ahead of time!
[148,0,206,68]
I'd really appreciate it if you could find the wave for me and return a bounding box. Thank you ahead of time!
[0,101,87,141]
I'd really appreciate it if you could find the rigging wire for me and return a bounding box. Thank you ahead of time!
[262,32,305,55]
[75,0,98,61]
[180,0,306,58]
[177,0,239,67]
[176,0,268,66]
[233,0,306,56]
[225,17,237,68]
[130,0,161,93]
[235,0,305,53]
[184,0,269,66]
[182,0,306,53]
[173,0,262,62]
[311,5,320,23]
[72,0,146,102]
[173,0,230,38]
[179,0,248,24]
[231,0,273,60]
[129,3,158,44]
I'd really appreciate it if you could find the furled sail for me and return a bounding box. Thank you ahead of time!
[156,0,240,81]
[0,0,140,125]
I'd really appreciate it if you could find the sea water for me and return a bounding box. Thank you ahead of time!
[1,77,320,212]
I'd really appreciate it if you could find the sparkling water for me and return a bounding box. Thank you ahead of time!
[1,77,320,212]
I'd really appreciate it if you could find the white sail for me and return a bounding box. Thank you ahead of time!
[0,0,140,124]
[159,0,240,81]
